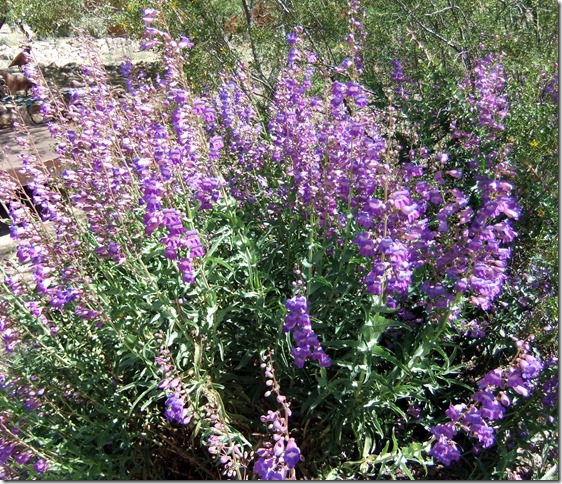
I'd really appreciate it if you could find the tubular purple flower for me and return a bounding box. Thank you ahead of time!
[445,404,466,422]
[283,438,300,469]
[519,354,543,379]
[506,369,530,396]
[430,422,457,440]
[429,436,461,466]
[14,450,32,465]
[0,442,16,465]
[164,393,192,425]
[34,459,48,474]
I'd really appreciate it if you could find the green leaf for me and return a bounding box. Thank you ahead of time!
[371,346,411,376]
[166,331,178,346]
[132,381,159,414]
[540,465,559,480]
[205,256,235,272]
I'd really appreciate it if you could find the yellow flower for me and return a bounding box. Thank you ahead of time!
[529,139,539,148]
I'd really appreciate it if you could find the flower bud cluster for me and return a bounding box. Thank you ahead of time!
[202,388,248,479]
[154,333,192,426]
[254,352,301,480]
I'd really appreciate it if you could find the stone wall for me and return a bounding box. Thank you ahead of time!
[0,23,158,69]
[0,23,161,128]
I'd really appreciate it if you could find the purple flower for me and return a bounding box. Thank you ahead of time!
[49,286,79,309]
[0,441,15,465]
[284,438,300,469]
[24,397,41,411]
[34,459,49,474]
[286,32,299,45]
[254,456,287,480]
[429,437,461,466]
[430,422,457,440]
[470,423,495,448]
[471,55,508,131]
[445,404,466,422]
[178,258,194,284]
[506,369,530,396]
[472,390,505,420]
[462,407,485,427]
[178,36,194,49]
[479,368,503,389]
[14,450,32,465]
[353,232,376,257]
[519,354,543,380]
[164,393,191,425]
[498,392,510,407]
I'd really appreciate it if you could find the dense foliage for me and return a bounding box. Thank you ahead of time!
[0,1,557,480]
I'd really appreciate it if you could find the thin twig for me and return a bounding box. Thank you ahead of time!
[395,0,470,71]
[395,0,461,53]
[424,5,453,16]
[240,0,273,94]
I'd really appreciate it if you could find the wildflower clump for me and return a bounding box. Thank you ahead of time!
[0,1,556,480]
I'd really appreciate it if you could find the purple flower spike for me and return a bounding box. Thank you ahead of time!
[284,295,330,368]
[519,354,543,379]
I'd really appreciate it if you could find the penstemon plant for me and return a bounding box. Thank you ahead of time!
[0,1,556,480]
